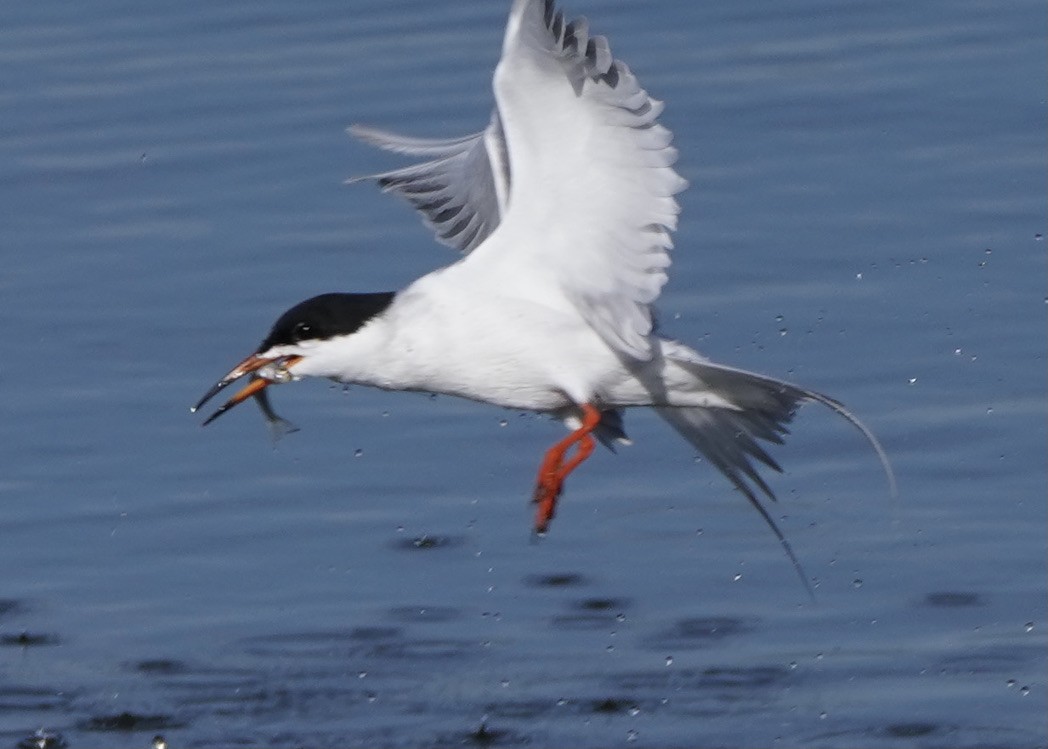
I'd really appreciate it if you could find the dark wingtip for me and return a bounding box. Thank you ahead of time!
[725,473,816,602]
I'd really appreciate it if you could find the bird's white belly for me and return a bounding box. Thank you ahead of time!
[391,312,607,410]
[348,286,626,411]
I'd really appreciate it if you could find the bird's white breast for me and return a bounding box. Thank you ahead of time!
[301,265,629,411]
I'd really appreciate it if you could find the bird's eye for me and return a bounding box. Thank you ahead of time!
[292,321,313,341]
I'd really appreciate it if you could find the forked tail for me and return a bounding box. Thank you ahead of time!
[655,354,896,598]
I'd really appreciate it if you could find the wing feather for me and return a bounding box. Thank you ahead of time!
[350,0,687,360]
[347,115,510,254]
[466,0,688,360]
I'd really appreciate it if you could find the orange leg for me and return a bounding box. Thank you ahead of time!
[533,403,602,533]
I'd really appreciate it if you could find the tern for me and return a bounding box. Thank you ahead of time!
[193,0,894,587]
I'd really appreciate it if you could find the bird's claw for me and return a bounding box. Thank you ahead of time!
[532,473,563,533]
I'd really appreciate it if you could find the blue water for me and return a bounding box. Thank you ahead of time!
[1,0,1044,747]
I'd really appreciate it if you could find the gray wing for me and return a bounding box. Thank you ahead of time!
[347,111,510,254]
[462,0,687,361]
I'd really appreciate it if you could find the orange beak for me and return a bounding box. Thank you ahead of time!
[192,353,303,426]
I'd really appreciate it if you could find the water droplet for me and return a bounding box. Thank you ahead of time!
[788,661,798,670]
[852,579,863,589]
[856,272,863,280]
[779,328,788,337]
[986,407,994,415]
[498,419,508,427]
[954,348,962,355]
[818,711,828,720]
[1035,233,1044,241]
[1024,622,1034,633]
[354,448,363,457]
[733,573,743,582]
[908,377,917,385]
[665,655,674,666]
[626,729,639,743]
[1006,679,1017,688]
[358,671,367,679]
[557,698,568,707]
[366,692,377,703]
[815,652,824,661]
[628,706,641,717]
[500,679,510,688]
[1020,685,1030,696]
[605,645,615,653]
[615,613,626,623]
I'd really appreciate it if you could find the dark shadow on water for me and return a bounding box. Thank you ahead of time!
[549,594,630,630]
[523,572,590,588]
[923,591,984,607]
[0,631,61,647]
[590,697,641,715]
[133,659,190,676]
[883,722,938,738]
[433,721,529,747]
[575,597,629,611]
[78,712,184,733]
[390,534,466,551]
[808,721,1044,749]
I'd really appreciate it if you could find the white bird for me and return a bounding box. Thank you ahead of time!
[193,0,894,590]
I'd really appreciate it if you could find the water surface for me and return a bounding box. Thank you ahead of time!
[1,0,1044,746]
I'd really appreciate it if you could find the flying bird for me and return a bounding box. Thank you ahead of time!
[193,0,894,589]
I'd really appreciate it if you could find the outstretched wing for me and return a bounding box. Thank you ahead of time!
[352,0,687,361]
[465,0,687,360]
[348,112,510,254]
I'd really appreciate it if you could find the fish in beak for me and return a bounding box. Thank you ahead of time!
[191,353,303,427]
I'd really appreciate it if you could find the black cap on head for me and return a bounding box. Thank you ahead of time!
[258,292,395,352]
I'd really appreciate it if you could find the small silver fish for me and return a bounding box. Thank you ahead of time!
[198,371,299,443]
[254,382,299,443]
